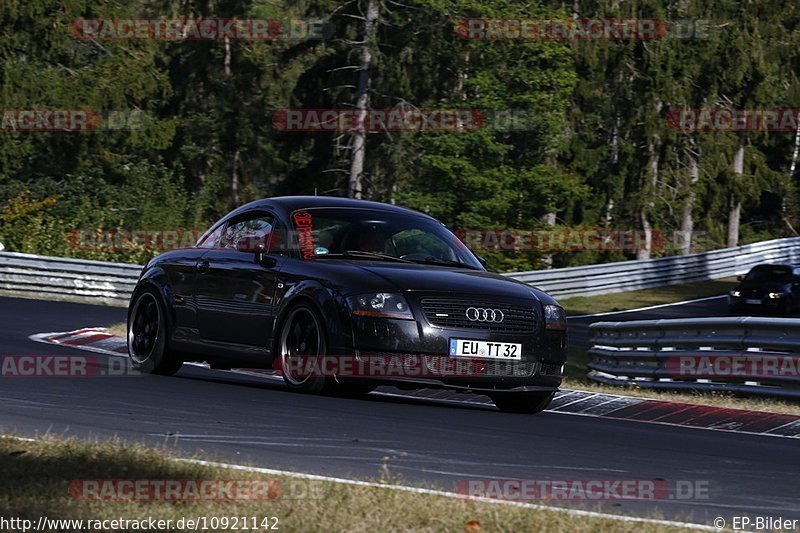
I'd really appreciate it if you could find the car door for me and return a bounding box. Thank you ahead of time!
[194,211,282,348]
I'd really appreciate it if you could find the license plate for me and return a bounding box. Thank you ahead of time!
[745,298,761,304]
[449,339,522,360]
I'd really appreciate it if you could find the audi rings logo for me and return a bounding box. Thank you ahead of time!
[465,307,504,323]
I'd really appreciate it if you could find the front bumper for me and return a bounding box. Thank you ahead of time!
[728,295,786,309]
[344,296,567,392]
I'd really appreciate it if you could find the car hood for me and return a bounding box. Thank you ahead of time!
[326,262,547,302]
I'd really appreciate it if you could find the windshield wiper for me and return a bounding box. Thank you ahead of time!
[408,256,482,271]
[317,250,415,263]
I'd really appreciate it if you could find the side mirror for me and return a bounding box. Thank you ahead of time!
[737,274,744,281]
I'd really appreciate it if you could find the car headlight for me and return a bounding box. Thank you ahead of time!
[730,290,741,297]
[544,304,567,331]
[768,292,785,299]
[348,293,414,319]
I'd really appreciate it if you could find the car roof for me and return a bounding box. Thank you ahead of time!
[229,195,436,220]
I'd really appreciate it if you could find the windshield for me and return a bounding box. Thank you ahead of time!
[289,207,483,270]
[744,265,792,283]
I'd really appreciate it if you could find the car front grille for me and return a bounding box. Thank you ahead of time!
[419,297,537,333]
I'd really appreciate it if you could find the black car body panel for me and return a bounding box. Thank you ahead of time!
[130,196,567,393]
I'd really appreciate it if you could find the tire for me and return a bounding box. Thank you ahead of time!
[128,287,183,376]
[277,303,332,394]
[491,391,555,414]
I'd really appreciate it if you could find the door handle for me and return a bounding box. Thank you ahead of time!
[196,259,210,274]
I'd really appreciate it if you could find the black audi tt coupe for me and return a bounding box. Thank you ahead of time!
[127,196,567,413]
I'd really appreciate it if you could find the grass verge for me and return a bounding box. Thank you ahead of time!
[559,278,738,316]
[0,436,698,532]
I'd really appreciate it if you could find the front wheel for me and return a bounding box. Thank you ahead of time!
[128,287,183,376]
[278,303,332,394]
[491,391,555,414]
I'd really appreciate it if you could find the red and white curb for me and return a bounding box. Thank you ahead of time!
[29,328,800,440]
[31,327,129,356]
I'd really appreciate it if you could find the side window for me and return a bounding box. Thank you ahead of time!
[220,214,276,251]
[196,224,225,249]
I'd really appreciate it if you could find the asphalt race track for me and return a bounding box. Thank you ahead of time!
[1,295,798,527]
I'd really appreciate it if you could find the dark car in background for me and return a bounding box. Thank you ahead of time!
[728,264,800,315]
[127,196,568,414]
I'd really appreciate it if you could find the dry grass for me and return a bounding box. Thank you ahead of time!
[0,436,699,533]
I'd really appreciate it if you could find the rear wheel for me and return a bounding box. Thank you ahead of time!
[128,287,183,376]
[491,391,555,414]
[278,304,331,394]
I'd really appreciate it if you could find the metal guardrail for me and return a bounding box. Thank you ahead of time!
[0,236,799,305]
[506,237,800,297]
[0,251,141,307]
[588,317,800,398]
